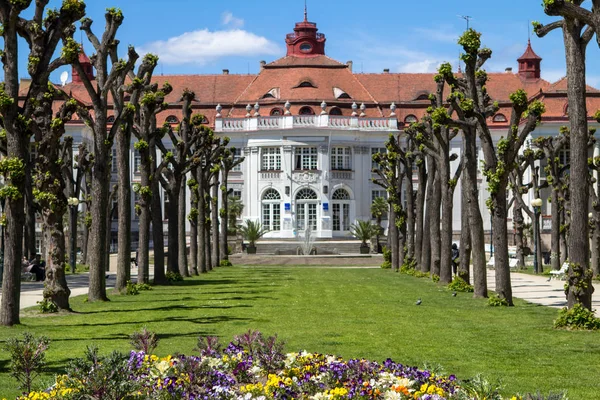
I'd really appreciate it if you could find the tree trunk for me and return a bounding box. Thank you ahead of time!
[197,169,208,273]
[459,189,471,283]
[166,179,181,274]
[414,162,427,266]
[389,205,399,271]
[439,162,454,284]
[560,205,568,265]
[178,175,189,277]
[563,20,593,309]
[115,129,131,292]
[550,188,561,270]
[87,138,109,302]
[430,172,442,278]
[404,175,415,262]
[24,166,37,260]
[464,129,487,298]
[189,170,199,275]
[513,205,525,270]
[420,159,436,273]
[592,220,600,277]
[205,212,212,271]
[211,176,220,268]
[492,183,513,305]
[152,177,166,284]
[220,171,229,262]
[42,210,71,310]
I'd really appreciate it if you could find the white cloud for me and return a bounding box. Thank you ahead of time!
[221,12,244,29]
[398,59,446,73]
[139,29,280,66]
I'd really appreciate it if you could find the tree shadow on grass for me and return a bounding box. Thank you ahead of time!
[77,303,253,315]
[34,315,251,330]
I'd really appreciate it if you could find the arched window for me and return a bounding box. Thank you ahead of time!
[329,107,343,116]
[332,188,350,200]
[295,188,317,231]
[404,115,418,124]
[107,115,115,123]
[296,188,317,200]
[332,188,351,231]
[262,189,281,231]
[299,106,315,115]
[270,108,284,116]
[493,114,507,123]
[166,115,179,124]
[414,92,430,101]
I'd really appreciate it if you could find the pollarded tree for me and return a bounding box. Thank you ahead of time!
[73,8,138,301]
[405,78,463,284]
[0,0,86,326]
[157,95,205,276]
[534,129,570,271]
[31,89,79,310]
[534,1,600,309]
[370,195,388,253]
[219,148,245,263]
[187,174,199,275]
[436,30,545,302]
[372,134,406,272]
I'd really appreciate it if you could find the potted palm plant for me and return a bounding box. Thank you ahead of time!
[350,220,375,254]
[239,220,269,254]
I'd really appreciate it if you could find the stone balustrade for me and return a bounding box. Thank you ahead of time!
[216,114,398,132]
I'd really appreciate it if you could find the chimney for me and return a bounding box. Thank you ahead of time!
[383,68,390,73]
[346,60,353,72]
[222,69,229,75]
[260,60,266,70]
[505,67,513,73]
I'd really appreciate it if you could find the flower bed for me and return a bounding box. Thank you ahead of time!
[20,333,529,399]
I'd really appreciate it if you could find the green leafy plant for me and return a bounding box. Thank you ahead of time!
[488,294,509,307]
[239,220,269,247]
[220,259,233,267]
[4,332,50,393]
[349,219,376,246]
[448,277,474,293]
[125,281,153,295]
[130,327,159,354]
[165,271,184,282]
[37,299,58,314]
[461,374,503,400]
[431,274,440,283]
[381,246,391,269]
[554,303,600,330]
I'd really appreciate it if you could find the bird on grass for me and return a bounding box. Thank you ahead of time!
[415,298,422,306]
[452,291,457,297]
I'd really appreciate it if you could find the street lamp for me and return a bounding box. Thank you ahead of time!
[531,197,543,274]
[67,197,79,274]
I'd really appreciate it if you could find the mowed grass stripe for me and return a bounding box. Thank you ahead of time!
[0,266,598,398]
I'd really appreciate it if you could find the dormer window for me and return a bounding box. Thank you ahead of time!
[414,92,430,101]
[299,106,315,115]
[492,114,507,123]
[107,115,115,123]
[261,87,280,99]
[296,81,316,88]
[329,107,343,116]
[166,115,179,124]
[333,87,351,99]
[270,108,284,116]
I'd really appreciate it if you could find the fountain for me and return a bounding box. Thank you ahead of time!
[297,226,317,255]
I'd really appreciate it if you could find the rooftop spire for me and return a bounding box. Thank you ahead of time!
[304,0,307,21]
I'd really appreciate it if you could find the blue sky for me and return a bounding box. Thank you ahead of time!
[10,0,600,87]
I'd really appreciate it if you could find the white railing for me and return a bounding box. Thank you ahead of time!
[257,116,281,129]
[215,115,398,132]
[331,171,353,180]
[293,115,317,127]
[259,171,282,180]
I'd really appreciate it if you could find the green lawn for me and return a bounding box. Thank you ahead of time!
[1,266,599,398]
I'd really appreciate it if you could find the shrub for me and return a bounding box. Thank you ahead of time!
[220,259,233,267]
[448,277,474,293]
[37,299,58,314]
[554,303,600,330]
[461,374,503,400]
[165,271,184,282]
[381,246,391,269]
[4,332,50,393]
[125,281,153,295]
[432,274,440,283]
[488,294,509,307]
[130,327,159,354]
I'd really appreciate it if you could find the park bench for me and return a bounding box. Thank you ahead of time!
[549,262,569,280]
[21,271,35,281]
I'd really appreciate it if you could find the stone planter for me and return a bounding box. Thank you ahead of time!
[246,245,257,254]
[359,244,370,254]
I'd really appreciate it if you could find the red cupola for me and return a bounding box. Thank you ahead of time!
[72,49,95,83]
[285,6,326,57]
[517,40,542,81]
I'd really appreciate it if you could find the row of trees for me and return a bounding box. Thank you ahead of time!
[0,1,242,326]
[374,1,600,311]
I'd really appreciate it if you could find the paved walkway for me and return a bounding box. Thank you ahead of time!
[1,259,599,316]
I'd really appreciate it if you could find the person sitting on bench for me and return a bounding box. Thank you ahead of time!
[28,254,46,282]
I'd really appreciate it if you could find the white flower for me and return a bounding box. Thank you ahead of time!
[383,390,404,400]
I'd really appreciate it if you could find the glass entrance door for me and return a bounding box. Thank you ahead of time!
[296,203,317,231]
